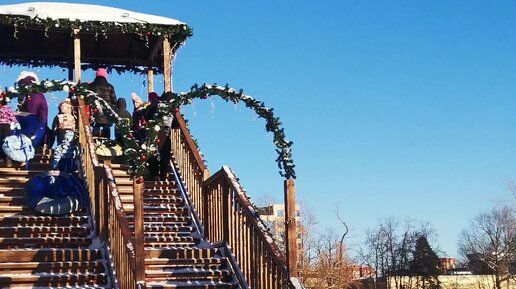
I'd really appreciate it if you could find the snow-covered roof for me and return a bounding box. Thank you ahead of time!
[0,2,184,26]
[0,2,191,73]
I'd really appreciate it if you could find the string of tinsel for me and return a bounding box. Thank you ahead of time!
[4,80,295,180]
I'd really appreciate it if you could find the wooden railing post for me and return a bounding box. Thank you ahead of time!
[222,179,229,242]
[133,179,145,284]
[203,183,210,240]
[94,166,108,241]
[284,179,297,277]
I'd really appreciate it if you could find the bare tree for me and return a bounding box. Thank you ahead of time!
[458,205,516,289]
[358,217,437,289]
[296,204,358,289]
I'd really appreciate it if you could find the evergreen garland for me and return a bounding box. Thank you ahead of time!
[0,15,192,41]
[0,15,192,74]
[5,81,296,180]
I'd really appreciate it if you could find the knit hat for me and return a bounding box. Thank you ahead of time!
[131,93,143,109]
[16,71,39,86]
[95,68,108,79]
[148,92,159,103]
[59,98,72,110]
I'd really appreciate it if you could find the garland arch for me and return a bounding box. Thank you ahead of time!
[4,81,295,180]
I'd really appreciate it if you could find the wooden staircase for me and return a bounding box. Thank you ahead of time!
[0,149,111,289]
[110,163,239,289]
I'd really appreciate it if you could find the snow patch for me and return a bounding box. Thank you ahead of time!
[0,2,184,25]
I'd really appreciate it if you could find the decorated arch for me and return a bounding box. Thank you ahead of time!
[5,81,295,180]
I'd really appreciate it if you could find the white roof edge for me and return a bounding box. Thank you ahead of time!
[0,2,184,26]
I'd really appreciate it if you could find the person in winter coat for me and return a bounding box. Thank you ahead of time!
[115,98,131,145]
[130,93,147,142]
[16,71,49,146]
[88,68,117,138]
[51,99,76,145]
[144,91,160,121]
[0,95,18,166]
[147,91,174,180]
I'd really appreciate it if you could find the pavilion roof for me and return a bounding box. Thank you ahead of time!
[0,2,192,74]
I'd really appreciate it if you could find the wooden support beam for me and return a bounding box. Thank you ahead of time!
[133,179,145,282]
[163,38,171,92]
[73,29,81,83]
[284,179,297,277]
[147,69,154,94]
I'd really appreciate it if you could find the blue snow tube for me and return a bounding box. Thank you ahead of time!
[2,133,35,162]
[15,112,45,146]
[25,171,86,215]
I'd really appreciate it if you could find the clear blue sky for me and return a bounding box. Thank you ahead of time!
[1,0,515,258]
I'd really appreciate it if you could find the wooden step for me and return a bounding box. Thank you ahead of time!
[144,235,198,244]
[0,226,90,238]
[142,196,184,205]
[118,187,180,195]
[146,280,236,289]
[146,257,226,270]
[0,272,108,286]
[0,195,25,206]
[136,224,193,233]
[0,178,31,185]
[0,215,89,226]
[11,162,53,171]
[0,205,29,213]
[127,214,192,223]
[119,195,184,204]
[0,285,109,289]
[145,268,232,280]
[145,247,217,259]
[0,261,105,274]
[0,187,25,194]
[0,169,46,176]
[0,237,92,249]
[123,204,189,213]
[0,248,103,262]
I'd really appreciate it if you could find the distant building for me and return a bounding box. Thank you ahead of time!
[257,203,301,250]
[439,257,456,274]
[350,264,374,279]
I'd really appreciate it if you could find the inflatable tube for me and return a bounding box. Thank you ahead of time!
[25,171,86,215]
[2,134,35,162]
[15,112,45,146]
[96,141,123,158]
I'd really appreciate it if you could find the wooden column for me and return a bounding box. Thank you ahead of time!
[73,29,81,83]
[147,69,154,94]
[133,180,145,282]
[284,179,297,277]
[163,38,171,92]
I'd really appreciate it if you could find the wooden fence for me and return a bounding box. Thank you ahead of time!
[77,99,143,289]
[170,112,294,289]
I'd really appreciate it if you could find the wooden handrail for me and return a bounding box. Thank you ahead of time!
[76,97,141,288]
[104,165,137,268]
[170,112,210,239]
[171,111,297,288]
[204,166,295,289]
[174,111,206,172]
[204,167,287,266]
